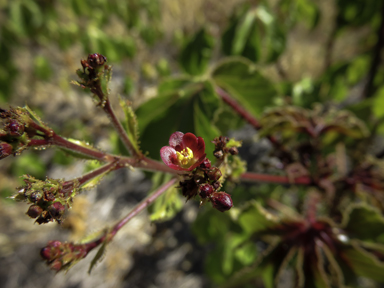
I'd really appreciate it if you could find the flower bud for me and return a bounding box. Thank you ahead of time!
[26,205,43,218]
[0,142,13,159]
[213,150,224,159]
[207,167,222,182]
[6,120,24,137]
[29,191,43,203]
[199,158,212,169]
[87,53,107,68]
[49,202,65,218]
[210,192,233,212]
[199,184,214,199]
[228,147,238,155]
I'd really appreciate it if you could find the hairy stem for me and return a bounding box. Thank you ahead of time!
[103,99,140,157]
[109,178,177,238]
[29,134,114,162]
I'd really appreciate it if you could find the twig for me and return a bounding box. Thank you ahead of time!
[240,172,312,185]
[109,178,177,238]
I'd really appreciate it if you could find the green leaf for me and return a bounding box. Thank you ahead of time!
[88,236,108,274]
[119,97,141,156]
[179,28,214,76]
[238,200,279,235]
[343,204,384,243]
[148,173,183,221]
[212,57,278,118]
[222,3,286,63]
[341,240,384,282]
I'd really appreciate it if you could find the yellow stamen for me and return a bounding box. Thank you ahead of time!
[176,147,194,167]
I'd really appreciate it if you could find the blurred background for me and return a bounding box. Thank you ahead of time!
[0,0,383,287]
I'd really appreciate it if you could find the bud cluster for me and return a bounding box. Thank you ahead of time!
[12,175,78,224]
[212,136,239,160]
[0,107,36,159]
[179,157,233,212]
[40,240,91,272]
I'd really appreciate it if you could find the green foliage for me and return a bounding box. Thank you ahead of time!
[212,58,278,118]
[179,28,214,76]
[222,3,286,63]
[135,78,220,159]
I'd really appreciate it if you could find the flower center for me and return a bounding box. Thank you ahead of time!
[176,147,194,167]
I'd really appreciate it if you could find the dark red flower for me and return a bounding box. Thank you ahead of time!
[160,132,206,171]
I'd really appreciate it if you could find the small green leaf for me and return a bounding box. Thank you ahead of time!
[119,97,141,156]
[149,173,183,222]
[179,28,214,76]
[343,204,384,243]
[238,200,279,235]
[88,237,108,274]
[212,57,278,118]
[341,240,384,282]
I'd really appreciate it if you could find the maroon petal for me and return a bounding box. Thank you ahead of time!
[187,153,207,171]
[182,133,205,158]
[169,132,184,151]
[160,146,177,166]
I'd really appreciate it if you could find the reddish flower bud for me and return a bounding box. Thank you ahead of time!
[200,158,212,169]
[199,184,214,199]
[87,53,107,68]
[29,191,43,203]
[228,147,238,155]
[0,142,13,159]
[213,150,224,159]
[6,120,24,137]
[49,202,65,218]
[207,167,222,181]
[26,205,43,218]
[50,259,63,272]
[210,192,233,212]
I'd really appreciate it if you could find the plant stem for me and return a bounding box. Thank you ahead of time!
[215,86,283,148]
[91,81,139,157]
[64,160,121,188]
[215,87,261,129]
[240,172,312,185]
[109,178,177,238]
[28,134,114,162]
[103,99,140,157]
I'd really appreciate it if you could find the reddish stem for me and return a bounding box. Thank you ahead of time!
[103,99,140,157]
[240,172,312,185]
[215,87,261,129]
[29,134,113,162]
[215,86,280,146]
[109,178,177,238]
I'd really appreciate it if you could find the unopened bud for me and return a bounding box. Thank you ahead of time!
[207,167,222,181]
[199,158,212,169]
[26,205,43,218]
[213,150,224,159]
[6,120,24,137]
[87,53,107,68]
[0,142,13,159]
[228,147,238,155]
[49,202,65,218]
[199,184,214,199]
[29,191,43,203]
[210,192,233,212]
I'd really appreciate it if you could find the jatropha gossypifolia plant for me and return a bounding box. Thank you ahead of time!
[2,53,240,273]
[3,52,384,288]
